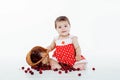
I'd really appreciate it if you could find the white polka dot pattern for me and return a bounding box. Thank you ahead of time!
[53,35,86,66]
[53,43,76,66]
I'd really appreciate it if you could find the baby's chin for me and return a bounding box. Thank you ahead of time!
[60,34,69,37]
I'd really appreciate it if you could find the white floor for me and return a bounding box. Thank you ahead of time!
[1,18,120,80]
[0,0,120,80]
[0,52,120,80]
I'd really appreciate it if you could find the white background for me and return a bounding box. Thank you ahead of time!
[0,0,120,80]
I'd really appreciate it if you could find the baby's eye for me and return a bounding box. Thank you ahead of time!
[58,26,61,29]
[64,25,67,27]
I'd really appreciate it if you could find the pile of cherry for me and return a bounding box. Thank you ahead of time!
[21,63,95,76]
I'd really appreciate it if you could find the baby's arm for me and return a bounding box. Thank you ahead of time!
[72,36,82,61]
[47,39,56,52]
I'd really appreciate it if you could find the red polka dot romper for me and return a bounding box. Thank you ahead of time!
[53,35,80,66]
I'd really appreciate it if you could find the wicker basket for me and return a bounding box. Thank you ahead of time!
[26,46,49,67]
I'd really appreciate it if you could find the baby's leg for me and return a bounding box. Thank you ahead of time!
[49,59,61,70]
[73,61,87,70]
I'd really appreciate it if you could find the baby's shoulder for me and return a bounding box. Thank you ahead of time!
[53,36,59,41]
[69,35,78,40]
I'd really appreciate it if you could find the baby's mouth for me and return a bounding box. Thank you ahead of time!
[62,31,66,33]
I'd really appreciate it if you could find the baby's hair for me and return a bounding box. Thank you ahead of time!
[55,16,70,28]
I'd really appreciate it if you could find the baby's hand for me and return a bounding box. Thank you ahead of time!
[46,47,51,53]
[46,49,49,53]
[75,54,81,61]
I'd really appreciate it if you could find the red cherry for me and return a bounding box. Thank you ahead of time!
[24,70,28,73]
[77,68,80,71]
[78,73,81,76]
[69,69,72,72]
[29,70,32,73]
[39,68,43,74]
[65,70,68,73]
[21,67,24,70]
[27,67,30,71]
[39,70,43,74]
[53,68,58,71]
[61,68,64,71]
[30,72,34,75]
[58,71,62,74]
[92,67,95,71]
[73,68,76,71]
[39,68,42,72]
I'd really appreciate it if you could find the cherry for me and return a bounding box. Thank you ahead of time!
[53,68,58,71]
[27,67,30,71]
[78,73,81,76]
[21,67,24,70]
[39,71,42,74]
[77,68,80,71]
[69,69,72,72]
[39,69,43,74]
[24,70,28,73]
[58,71,62,74]
[92,67,95,71]
[30,72,34,75]
[29,70,32,73]
[65,70,68,73]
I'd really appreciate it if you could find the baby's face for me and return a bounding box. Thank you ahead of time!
[56,21,70,36]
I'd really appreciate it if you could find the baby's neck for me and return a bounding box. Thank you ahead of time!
[59,34,70,39]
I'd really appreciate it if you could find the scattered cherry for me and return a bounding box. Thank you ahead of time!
[27,67,30,71]
[21,63,95,76]
[65,70,68,73]
[78,73,81,76]
[21,67,24,70]
[39,71,42,74]
[30,72,34,75]
[77,68,80,71]
[24,70,28,73]
[53,68,58,71]
[39,68,43,74]
[69,69,72,72]
[58,71,62,74]
[92,67,95,71]
[29,70,32,73]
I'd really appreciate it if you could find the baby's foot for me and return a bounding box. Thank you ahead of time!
[73,63,86,70]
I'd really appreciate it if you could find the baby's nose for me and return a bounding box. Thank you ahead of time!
[61,26,65,30]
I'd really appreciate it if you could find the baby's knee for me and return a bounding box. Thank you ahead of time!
[49,59,61,70]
